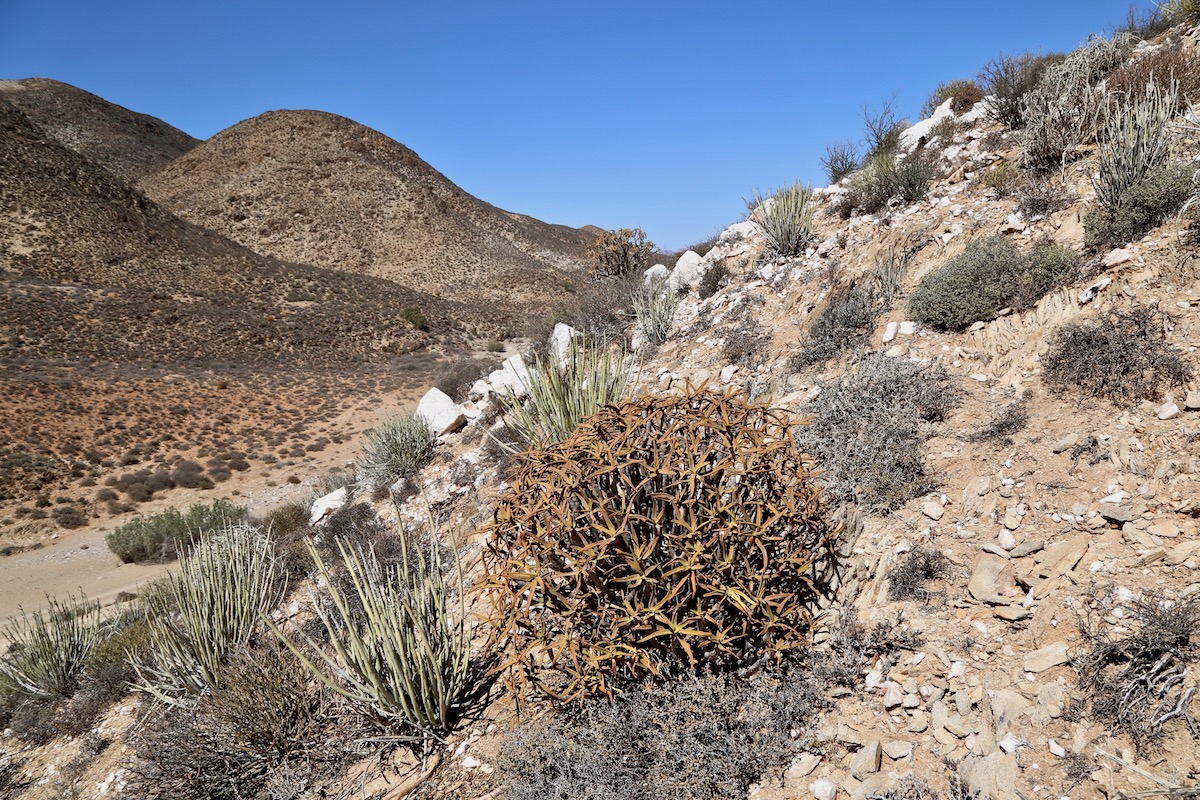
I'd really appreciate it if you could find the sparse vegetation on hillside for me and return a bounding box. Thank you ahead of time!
[821,140,860,183]
[486,388,842,704]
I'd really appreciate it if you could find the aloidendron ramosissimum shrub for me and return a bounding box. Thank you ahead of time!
[133,525,284,705]
[587,228,658,279]
[751,181,815,257]
[484,388,843,704]
[907,235,1080,330]
[357,412,434,489]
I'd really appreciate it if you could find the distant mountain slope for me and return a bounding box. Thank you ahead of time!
[0,77,199,182]
[138,109,593,312]
[0,98,467,368]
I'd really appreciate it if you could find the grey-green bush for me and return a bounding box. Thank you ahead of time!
[632,276,678,345]
[796,355,955,513]
[1094,78,1178,218]
[751,181,815,257]
[357,412,434,489]
[106,499,248,564]
[0,595,103,702]
[907,236,1079,330]
[1085,162,1194,250]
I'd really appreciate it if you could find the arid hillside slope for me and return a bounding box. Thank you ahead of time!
[140,109,593,314]
[0,77,199,182]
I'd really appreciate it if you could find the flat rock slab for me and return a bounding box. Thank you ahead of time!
[1024,641,1070,673]
[969,553,1012,603]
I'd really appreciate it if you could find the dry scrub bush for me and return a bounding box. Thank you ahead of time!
[980,51,1064,129]
[887,546,951,602]
[498,664,826,800]
[1086,161,1194,249]
[587,228,657,278]
[821,140,860,183]
[1042,307,1192,404]
[922,79,984,118]
[1106,46,1200,114]
[796,355,956,514]
[484,388,843,703]
[1077,592,1200,752]
[907,235,1080,331]
[106,499,248,563]
[790,282,879,371]
[835,153,937,218]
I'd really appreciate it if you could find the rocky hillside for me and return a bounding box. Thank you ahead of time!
[0,98,465,367]
[139,109,593,315]
[0,78,199,182]
[3,14,1200,800]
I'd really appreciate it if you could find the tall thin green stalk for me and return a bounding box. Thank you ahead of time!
[133,525,283,705]
[632,276,678,346]
[1095,76,1179,215]
[752,181,815,257]
[501,342,631,450]
[269,532,471,747]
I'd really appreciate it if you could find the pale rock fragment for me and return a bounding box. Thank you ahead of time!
[1024,641,1070,673]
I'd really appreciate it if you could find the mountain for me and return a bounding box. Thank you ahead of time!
[0,78,199,182]
[138,109,593,314]
[0,97,467,369]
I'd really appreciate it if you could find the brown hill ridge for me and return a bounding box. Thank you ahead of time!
[0,98,467,369]
[139,109,593,314]
[0,77,199,182]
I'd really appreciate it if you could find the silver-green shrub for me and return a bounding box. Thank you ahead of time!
[271,534,471,747]
[752,182,815,257]
[358,413,435,489]
[632,276,678,346]
[133,525,283,705]
[500,342,631,449]
[1095,77,1179,216]
[0,595,103,701]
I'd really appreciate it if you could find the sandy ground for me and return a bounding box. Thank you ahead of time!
[0,379,427,631]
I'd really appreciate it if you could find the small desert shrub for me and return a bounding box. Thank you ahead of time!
[570,270,642,343]
[1015,176,1075,218]
[1019,34,1133,171]
[258,498,310,539]
[751,181,815,257]
[1042,307,1192,404]
[821,140,860,183]
[790,283,879,370]
[0,595,103,702]
[967,399,1029,443]
[485,388,843,703]
[922,79,984,118]
[893,151,939,202]
[632,275,678,345]
[887,546,951,602]
[1085,161,1194,249]
[1170,0,1200,22]
[402,306,428,331]
[907,236,1080,330]
[498,664,825,800]
[271,534,472,748]
[861,98,906,158]
[796,355,955,513]
[1077,591,1200,752]
[105,499,248,563]
[980,51,1062,129]
[697,259,728,300]
[50,504,87,529]
[587,227,657,278]
[357,413,434,490]
[133,526,284,704]
[983,161,1023,198]
[433,355,496,402]
[816,606,924,688]
[721,311,770,369]
[500,342,630,450]
[836,152,934,217]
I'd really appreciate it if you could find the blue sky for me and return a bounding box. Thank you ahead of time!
[0,0,1158,250]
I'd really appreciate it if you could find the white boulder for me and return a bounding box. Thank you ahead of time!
[549,323,581,367]
[487,355,531,399]
[643,264,670,285]
[309,487,347,527]
[417,387,468,437]
[670,249,708,293]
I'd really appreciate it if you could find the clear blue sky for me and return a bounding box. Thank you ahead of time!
[0,0,1157,250]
